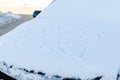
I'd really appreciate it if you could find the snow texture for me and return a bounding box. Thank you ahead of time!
[0,0,120,79]
[0,61,56,80]
[0,11,21,27]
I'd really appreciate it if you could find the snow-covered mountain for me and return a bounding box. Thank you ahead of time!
[0,0,120,79]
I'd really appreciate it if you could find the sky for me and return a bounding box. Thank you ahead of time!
[0,0,53,7]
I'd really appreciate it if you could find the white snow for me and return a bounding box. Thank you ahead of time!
[0,11,21,27]
[0,0,120,79]
[0,61,45,80]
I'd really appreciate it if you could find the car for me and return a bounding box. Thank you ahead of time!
[33,10,41,18]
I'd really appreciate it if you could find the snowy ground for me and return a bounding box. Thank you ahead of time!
[0,12,32,36]
[0,0,120,80]
[0,11,21,27]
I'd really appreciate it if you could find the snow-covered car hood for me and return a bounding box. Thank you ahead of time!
[0,0,120,79]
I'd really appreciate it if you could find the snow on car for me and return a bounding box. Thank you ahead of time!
[0,0,120,80]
